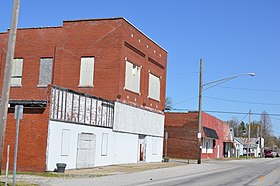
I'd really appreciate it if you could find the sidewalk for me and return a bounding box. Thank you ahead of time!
[64,161,186,176]
[0,160,193,186]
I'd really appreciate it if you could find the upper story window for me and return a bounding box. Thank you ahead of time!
[38,58,53,87]
[79,57,95,87]
[125,61,140,94]
[11,58,23,87]
[148,73,160,101]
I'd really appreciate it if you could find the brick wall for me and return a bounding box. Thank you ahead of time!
[0,18,167,112]
[2,107,50,172]
[164,112,198,159]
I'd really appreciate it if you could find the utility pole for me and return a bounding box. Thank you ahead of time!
[247,110,251,158]
[260,124,263,157]
[0,0,21,174]
[197,58,203,164]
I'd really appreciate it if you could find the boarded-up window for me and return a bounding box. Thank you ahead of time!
[61,129,70,156]
[148,73,160,101]
[11,58,23,86]
[38,58,53,86]
[125,61,140,93]
[101,133,108,156]
[152,138,158,155]
[79,57,94,87]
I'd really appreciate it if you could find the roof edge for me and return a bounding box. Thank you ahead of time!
[64,17,167,52]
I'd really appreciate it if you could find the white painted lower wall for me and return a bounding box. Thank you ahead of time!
[46,120,163,171]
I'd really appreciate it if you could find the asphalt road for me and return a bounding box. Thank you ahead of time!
[47,158,280,186]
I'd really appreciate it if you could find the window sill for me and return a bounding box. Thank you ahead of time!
[37,85,48,88]
[78,85,94,88]
[147,96,160,102]
[11,85,22,88]
[124,87,140,95]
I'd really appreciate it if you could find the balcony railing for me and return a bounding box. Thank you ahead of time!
[50,85,114,128]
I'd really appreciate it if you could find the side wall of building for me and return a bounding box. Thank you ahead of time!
[164,112,198,159]
[118,20,167,111]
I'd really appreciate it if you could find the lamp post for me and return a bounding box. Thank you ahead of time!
[197,58,255,164]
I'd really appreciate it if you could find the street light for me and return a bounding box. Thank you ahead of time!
[197,58,255,164]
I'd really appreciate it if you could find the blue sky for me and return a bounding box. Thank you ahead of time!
[1,1,280,136]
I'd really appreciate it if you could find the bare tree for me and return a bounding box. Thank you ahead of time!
[165,97,173,111]
[226,116,239,137]
[260,111,273,148]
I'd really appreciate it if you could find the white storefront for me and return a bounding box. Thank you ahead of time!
[46,86,164,171]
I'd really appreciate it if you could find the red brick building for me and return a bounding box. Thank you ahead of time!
[164,111,231,160]
[0,18,167,172]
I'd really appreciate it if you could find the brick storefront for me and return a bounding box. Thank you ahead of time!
[164,112,230,160]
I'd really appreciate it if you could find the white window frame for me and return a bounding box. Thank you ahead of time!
[125,61,141,94]
[148,73,160,101]
[202,138,213,154]
[11,58,23,87]
[38,58,53,87]
[79,57,95,87]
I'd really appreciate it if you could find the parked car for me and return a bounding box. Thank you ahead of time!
[265,150,274,158]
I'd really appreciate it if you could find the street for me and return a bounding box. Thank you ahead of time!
[43,158,280,186]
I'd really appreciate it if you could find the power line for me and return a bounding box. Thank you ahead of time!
[204,96,280,106]
[271,117,280,121]
[173,96,197,106]
[217,86,280,92]
[172,108,280,117]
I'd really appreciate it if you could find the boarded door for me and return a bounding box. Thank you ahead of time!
[76,133,96,169]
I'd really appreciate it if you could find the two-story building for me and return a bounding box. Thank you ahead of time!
[0,17,167,172]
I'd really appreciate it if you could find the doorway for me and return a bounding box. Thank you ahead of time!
[76,133,96,169]
[138,135,146,162]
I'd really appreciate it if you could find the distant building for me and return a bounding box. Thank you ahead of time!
[0,17,167,172]
[240,137,264,157]
[164,112,233,160]
[234,138,244,158]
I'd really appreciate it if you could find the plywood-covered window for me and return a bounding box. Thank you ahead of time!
[79,57,95,87]
[101,133,108,156]
[38,58,53,87]
[125,61,140,93]
[11,58,23,86]
[61,129,70,156]
[152,138,158,155]
[148,73,160,101]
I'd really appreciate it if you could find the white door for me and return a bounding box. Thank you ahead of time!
[76,133,96,169]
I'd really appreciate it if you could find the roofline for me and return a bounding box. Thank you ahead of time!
[63,17,124,23]
[18,26,62,30]
[0,26,62,34]
[1,17,167,52]
[63,17,167,52]
[164,111,191,114]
